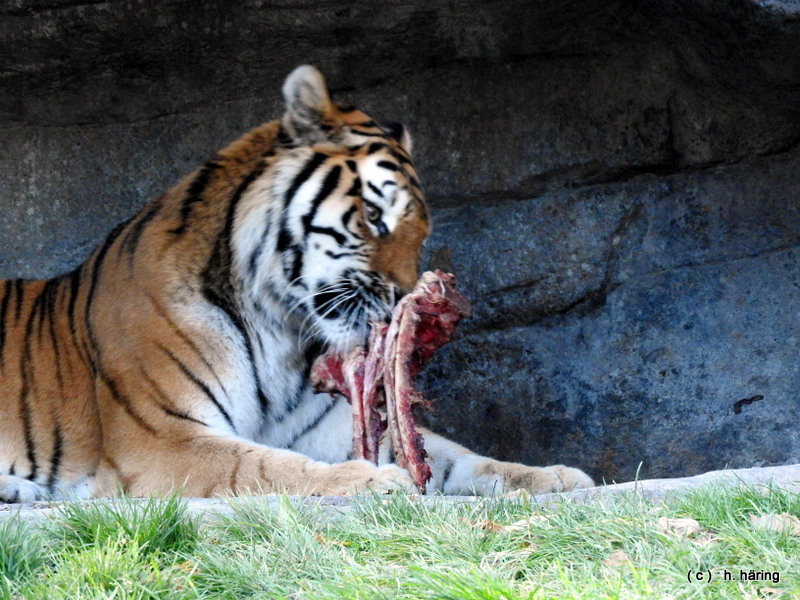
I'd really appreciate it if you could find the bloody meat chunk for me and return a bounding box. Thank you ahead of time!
[310,270,470,492]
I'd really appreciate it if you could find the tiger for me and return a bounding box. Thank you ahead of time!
[0,65,593,503]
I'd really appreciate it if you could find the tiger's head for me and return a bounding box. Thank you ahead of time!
[233,66,430,352]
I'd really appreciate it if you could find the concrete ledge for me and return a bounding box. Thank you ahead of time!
[534,463,800,507]
[2,464,798,524]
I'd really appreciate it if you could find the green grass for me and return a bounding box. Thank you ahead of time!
[1,485,798,599]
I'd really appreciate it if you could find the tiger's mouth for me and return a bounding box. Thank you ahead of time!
[309,271,398,351]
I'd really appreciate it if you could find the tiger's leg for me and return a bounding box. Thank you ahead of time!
[409,429,594,495]
[287,395,593,495]
[0,475,45,503]
[94,432,414,498]
[285,394,592,495]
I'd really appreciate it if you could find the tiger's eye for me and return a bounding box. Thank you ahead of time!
[365,202,381,223]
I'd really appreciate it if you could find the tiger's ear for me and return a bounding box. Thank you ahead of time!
[281,65,341,145]
[384,121,413,155]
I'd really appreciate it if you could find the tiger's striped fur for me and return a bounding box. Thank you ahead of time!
[0,66,593,502]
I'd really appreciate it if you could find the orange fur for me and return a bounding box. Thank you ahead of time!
[0,66,426,500]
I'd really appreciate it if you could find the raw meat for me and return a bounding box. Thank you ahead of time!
[310,270,470,492]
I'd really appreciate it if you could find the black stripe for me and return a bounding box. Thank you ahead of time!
[377,160,399,172]
[141,367,209,427]
[288,247,304,284]
[201,160,269,414]
[270,341,320,425]
[286,396,337,448]
[285,153,328,205]
[202,278,269,415]
[276,230,293,254]
[84,222,128,351]
[0,281,11,364]
[229,451,243,492]
[18,280,52,480]
[122,200,162,262]
[161,405,209,427]
[277,125,295,147]
[169,161,220,235]
[349,128,384,137]
[277,153,327,252]
[19,388,37,480]
[145,292,232,405]
[394,152,413,166]
[413,195,429,221]
[274,377,307,424]
[247,208,272,278]
[366,142,388,155]
[65,266,93,368]
[203,162,266,314]
[325,250,357,259]
[66,267,81,338]
[276,155,333,285]
[36,279,58,344]
[82,222,156,432]
[308,225,348,246]
[25,287,44,343]
[440,458,455,491]
[367,181,383,198]
[13,279,24,324]
[346,178,362,197]
[384,122,405,143]
[99,370,156,433]
[29,286,45,344]
[159,345,236,432]
[341,206,357,230]
[47,424,64,492]
[44,279,65,393]
[301,165,342,234]
[257,389,268,413]
[19,298,39,479]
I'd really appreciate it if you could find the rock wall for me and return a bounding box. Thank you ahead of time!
[1,0,798,482]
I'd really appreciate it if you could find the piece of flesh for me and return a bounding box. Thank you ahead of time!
[310,270,470,492]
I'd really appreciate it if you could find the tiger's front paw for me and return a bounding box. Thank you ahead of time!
[322,460,415,495]
[549,464,595,491]
[0,475,45,504]
[482,461,594,495]
[363,464,417,494]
